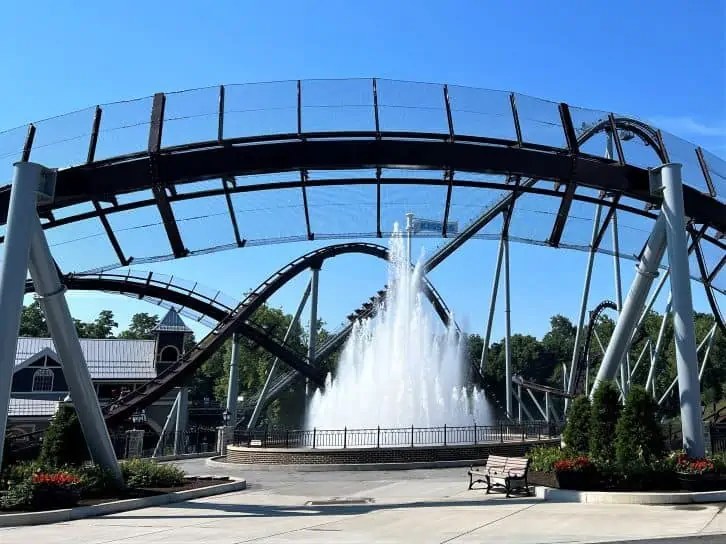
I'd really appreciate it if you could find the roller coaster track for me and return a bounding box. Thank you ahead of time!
[23,243,456,424]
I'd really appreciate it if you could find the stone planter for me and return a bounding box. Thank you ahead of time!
[31,485,81,510]
[676,472,726,492]
[527,470,597,490]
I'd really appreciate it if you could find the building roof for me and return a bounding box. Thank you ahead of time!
[8,398,60,417]
[14,337,157,380]
[152,308,193,333]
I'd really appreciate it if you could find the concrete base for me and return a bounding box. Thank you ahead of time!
[207,455,490,472]
[537,486,726,504]
[0,477,246,527]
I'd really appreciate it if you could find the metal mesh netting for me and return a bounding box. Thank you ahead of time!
[0,79,722,294]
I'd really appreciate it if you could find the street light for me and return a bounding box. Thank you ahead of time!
[131,409,146,429]
[222,409,231,426]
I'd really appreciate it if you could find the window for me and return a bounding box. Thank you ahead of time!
[32,368,54,392]
[159,345,179,362]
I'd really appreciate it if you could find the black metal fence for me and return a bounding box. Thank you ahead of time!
[110,426,219,459]
[233,421,561,449]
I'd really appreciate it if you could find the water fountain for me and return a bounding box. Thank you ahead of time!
[305,223,493,443]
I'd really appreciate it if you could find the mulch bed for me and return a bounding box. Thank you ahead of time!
[0,477,230,513]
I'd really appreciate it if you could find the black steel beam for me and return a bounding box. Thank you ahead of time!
[607,113,625,165]
[300,169,313,240]
[0,137,723,235]
[21,124,36,162]
[148,93,187,258]
[218,85,225,142]
[222,176,244,247]
[509,93,523,146]
[591,193,621,250]
[709,255,726,284]
[442,169,453,237]
[372,78,381,139]
[559,103,579,154]
[695,147,717,198]
[85,106,130,266]
[548,181,577,247]
[375,166,382,237]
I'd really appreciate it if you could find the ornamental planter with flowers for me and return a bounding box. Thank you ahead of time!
[673,454,725,492]
[552,456,599,490]
[30,472,81,509]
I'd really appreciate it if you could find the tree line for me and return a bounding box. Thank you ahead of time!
[18,300,725,426]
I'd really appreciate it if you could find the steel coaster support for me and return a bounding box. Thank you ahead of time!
[306,265,320,397]
[658,163,705,457]
[248,279,311,430]
[611,207,630,396]
[627,339,651,388]
[566,204,603,405]
[526,388,549,420]
[173,387,188,455]
[545,391,551,423]
[480,234,505,373]
[503,234,512,419]
[658,323,717,406]
[405,212,414,265]
[512,385,534,422]
[0,163,56,471]
[517,384,523,422]
[645,296,672,395]
[591,212,667,396]
[152,393,179,458]
[225,333,242,429]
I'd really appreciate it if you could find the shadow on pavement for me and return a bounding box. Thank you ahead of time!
[111,496,540,520]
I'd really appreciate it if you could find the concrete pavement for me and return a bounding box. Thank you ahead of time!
[1,459,725,543]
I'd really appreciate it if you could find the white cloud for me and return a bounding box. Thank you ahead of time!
[649,115,726,137]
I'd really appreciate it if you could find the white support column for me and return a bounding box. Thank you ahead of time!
[405,212,414,265]
[658,324,717,406]
[225,333,241,429]
[306,266,320,397]
[503,235,512,419]
[248,280,311,430]
[645,296,672,394]
[545,392,551,423]
[0,163,50,471]
[480,236,504,373]
[152,394,179,458]
[567,204,603,403]
[173,387,188,456]
[591,213,668,395]
[659,163,705,457]
[28,215,122,482]
[611,209,630,396]
[517,384,523,423]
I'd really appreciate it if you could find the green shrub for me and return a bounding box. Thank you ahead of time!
[528,446,567,472]
[590,381,621,463]
[39,404,90,467]
[73,464,121,498]
[120,459,186,488]
[0,479,34,510]
[615,385,665,468]
[563,395,591,456]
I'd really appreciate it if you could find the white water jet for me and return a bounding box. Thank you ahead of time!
[306,224,493,431]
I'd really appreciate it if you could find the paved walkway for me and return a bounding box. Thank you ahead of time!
[1,460,725,543]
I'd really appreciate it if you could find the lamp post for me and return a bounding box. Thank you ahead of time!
[131,409,146,430]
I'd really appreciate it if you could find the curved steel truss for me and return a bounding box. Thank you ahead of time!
[26,243,454,424]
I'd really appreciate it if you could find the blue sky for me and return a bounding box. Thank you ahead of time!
[1,0,724,341]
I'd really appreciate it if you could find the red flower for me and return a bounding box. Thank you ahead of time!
[674,455,715,475]
[32,472,81,486]
[554,456,593,472]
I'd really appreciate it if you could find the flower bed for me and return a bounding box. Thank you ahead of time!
[0,460,215,513]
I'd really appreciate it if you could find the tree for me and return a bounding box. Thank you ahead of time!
[615,385,665,468]
[119,313,160,340]
[39,404,89,467]
[563,395,591,456]
[590,381,621,463]
[19,300,49,337]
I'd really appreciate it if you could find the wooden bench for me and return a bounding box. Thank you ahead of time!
[468,454,531,497]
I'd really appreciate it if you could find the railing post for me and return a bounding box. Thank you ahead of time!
[264,426,268,447]
[411,425,414,448]
[285,429,289,448]
[444,424,447,446]
[343,427,347,449]
[312,427,317,449]
[377,426,380,448]
[473,423,477,445]
[500,422,504,443]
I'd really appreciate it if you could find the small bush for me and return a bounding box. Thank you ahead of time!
[39,404,90,467]
[553,456,594,473]
[528,446,567,472]
[563,395,591,456]
[73,464,121,498]
[615,385,665,468]
[120,459,186,488]
[0,479,34,510]
[590,381,621,462]
[0,471,81,511]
